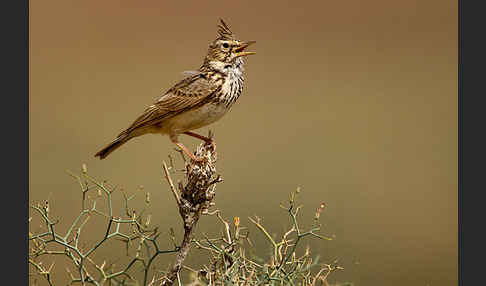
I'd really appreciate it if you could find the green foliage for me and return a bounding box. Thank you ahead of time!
[29,166,175,286]
[29,165,348,286]
[183,189,344,286]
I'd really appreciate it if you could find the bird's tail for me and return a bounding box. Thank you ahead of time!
[95,132,132,160]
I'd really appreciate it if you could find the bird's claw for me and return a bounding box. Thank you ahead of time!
[187,155,212,174]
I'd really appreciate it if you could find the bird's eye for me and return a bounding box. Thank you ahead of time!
[224,65,231,69]
[222,43,229,49]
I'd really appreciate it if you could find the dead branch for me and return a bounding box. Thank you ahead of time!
[161,140,221,286]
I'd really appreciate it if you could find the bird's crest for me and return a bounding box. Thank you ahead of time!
[217,19,234,40]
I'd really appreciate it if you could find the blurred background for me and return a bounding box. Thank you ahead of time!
[29,0,457,285]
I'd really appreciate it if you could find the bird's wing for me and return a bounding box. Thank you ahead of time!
[122,73,220,134]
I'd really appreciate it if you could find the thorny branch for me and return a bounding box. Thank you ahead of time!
[29,164,180,286]
[176,188,344,286]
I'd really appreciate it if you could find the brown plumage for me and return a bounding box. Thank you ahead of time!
[95,19,255,161]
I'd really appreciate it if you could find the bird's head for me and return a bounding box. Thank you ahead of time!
[203,19,256,71]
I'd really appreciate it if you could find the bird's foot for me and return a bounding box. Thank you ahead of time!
[185,151,211,165]
[186,154,212,174]
[183,131,216,152]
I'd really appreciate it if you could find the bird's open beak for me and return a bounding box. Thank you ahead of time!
[234,41,256,57]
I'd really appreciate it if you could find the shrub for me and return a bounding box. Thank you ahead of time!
[29,142,349,286]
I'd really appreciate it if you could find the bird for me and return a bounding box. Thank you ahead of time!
[95,19,255,162]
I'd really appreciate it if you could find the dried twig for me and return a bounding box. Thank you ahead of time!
[161,140,221,286]
[162,161,180,205]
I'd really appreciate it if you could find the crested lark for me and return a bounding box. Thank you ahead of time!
[95,19,255,161]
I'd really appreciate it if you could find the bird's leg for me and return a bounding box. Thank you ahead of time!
[183,131,216,151]
[170,135,207,163]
